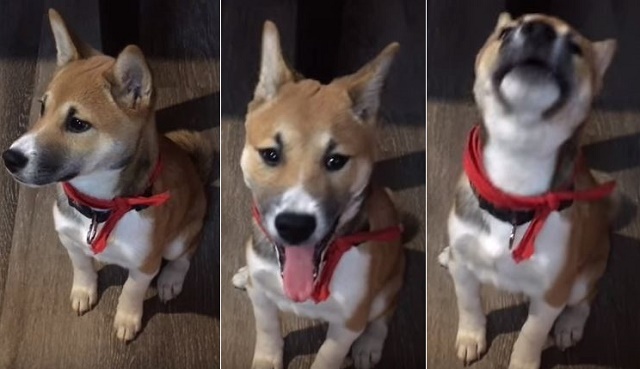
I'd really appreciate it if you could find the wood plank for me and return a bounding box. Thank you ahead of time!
[0,1,220,368]
[0,0,44,313]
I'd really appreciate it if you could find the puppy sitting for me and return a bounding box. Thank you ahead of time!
[439,13,617,369]
[2,9,213,341]
[232,21,404,369]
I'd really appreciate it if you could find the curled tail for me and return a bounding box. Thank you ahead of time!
[166,128,217,185]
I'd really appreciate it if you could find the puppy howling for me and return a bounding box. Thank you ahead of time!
[439,13,617,369]
[232,21,404,369]
[2,9,213,341]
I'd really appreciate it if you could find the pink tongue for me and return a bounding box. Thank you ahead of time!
[282,245,315,302]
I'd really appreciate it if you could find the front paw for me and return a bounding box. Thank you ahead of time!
[508,357,540,369]
[232,266,249,290]
[70,284,97,315]
[251,353,282,369]
[455,327,487,365]
[113,308,143,342]
[438,246,451,268]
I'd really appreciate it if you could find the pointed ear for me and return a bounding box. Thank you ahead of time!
[48,9,101,66]
[110,45,153,110]
[496,12,512,30]
[592,39,617,78]
[334,42,399,122]
[253,20,294,103]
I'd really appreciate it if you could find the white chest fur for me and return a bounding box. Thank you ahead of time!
[52,202,154,269]
[247,245,375,323]
[449,209,571,298]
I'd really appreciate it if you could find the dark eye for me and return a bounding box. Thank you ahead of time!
[499,27,514,40]
[38,98,45,117]
[66,117,92,133]
[258,148,280,166]
[568,41,582,56]
[324,154,349,171]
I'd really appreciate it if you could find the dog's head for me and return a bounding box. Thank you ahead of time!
[474,13,616,150]
[2,9,154,187]
[241,21,398,301]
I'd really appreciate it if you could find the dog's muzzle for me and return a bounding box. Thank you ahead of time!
[2,149,28,174]
[492,21,576,115]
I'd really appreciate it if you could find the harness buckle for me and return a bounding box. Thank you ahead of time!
[87,212,99,245]
[508,217,517,250]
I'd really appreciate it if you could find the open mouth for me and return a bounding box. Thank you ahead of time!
[273,218,339,302]
[494,58,560,87]
[492,58,568,114]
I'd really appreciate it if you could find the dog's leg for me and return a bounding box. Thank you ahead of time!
[509,298,564,369]
[61,235,98,315]
[311,323,362,369]
[553,300,590,350]
[232,266,249,290]
[247,284,283,369]
[157,252,192,302]
[351,314,391,369]
[114,268,157,341]
[449,257,486,365]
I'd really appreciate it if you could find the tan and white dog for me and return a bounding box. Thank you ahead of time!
[2,9,213,341]
[439,13,617,369]
[232,21,405,369]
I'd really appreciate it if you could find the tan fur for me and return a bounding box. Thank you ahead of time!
[545,163,612,307]
[476,14,616,96]
[244,80,375,203]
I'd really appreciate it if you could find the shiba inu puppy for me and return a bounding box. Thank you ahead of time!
[2,9,213,341]
[438,13,617,369]
[232,21,404,369]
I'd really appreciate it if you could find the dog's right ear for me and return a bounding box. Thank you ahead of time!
[48,8,100,66]
[496,12,512,30]
[253,21,294,104]
[109,45,153,111]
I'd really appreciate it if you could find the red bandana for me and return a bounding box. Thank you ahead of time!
[252,204,403,303]
[463,125,616,263]
[62,159,170,254]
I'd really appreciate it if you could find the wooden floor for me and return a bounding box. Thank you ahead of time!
[220,0,425,367]
[428,1,640,368]
[0,1,220,368]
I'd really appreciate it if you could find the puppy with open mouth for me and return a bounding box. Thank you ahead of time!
[2,9,214,341]
[232,21,405,369]
[438,13,617,369]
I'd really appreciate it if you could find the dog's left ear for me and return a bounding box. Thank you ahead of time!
[109,45,153,111]
[49,8,101,66]
[334,42,399,123]
[253,21,294,104]
[591,39,617,78]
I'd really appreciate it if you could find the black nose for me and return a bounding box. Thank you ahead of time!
[275,212,317,244]
[2,149,28,173]
[519,21,556,46]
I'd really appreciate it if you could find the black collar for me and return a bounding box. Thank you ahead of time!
[472,185,574,226]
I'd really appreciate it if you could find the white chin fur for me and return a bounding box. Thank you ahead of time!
[500,72,560,114]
